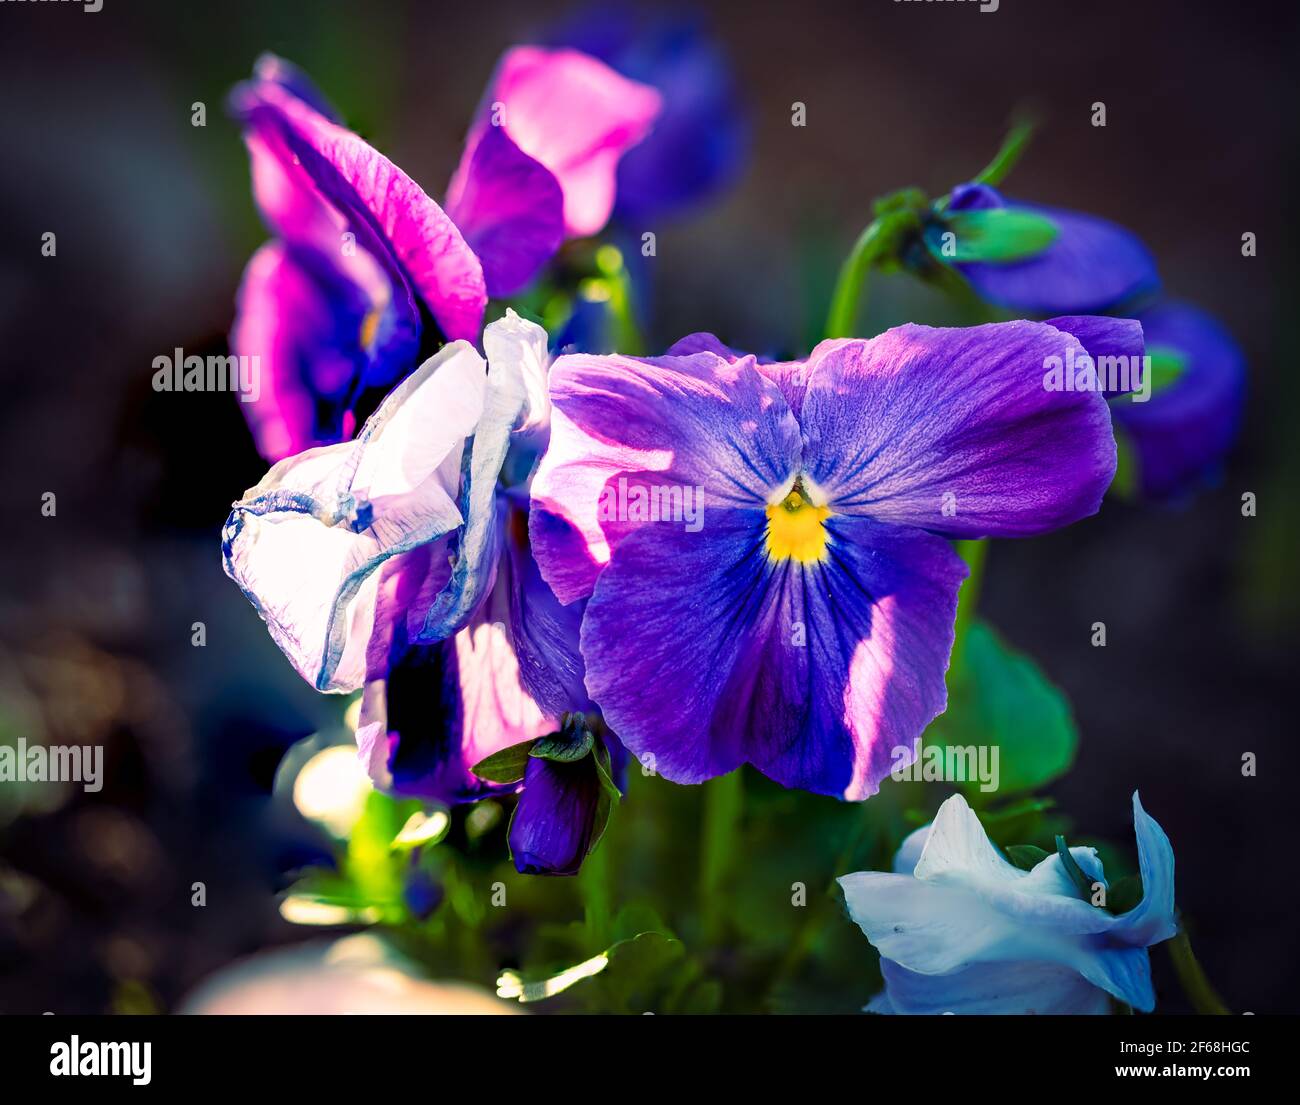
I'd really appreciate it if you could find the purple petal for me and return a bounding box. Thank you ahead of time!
[233,77,486,341]
[509,754,603,876]
[548,10,748,221]
[946,183,1160,314]
[230,242,372,461]
[1047,315,1145,384]
[358,565,554,803]
[504,501,591,717]
[252,52,341,122]
[445,125,565,298]
[529,349,800,604]
[580,509,964,799]
[452,46,661,239]
[799,323,1118,538]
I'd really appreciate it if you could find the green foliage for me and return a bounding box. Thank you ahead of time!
[1004,844,1051,871]
[927,620,1079,801]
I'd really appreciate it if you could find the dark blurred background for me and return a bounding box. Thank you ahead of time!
[1,0,1296,1013]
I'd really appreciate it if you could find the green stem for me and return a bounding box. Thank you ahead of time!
[823,210,913,340]
[1168,926,1231,1015]
[950,538,989,673]
[578,838,612,948]
[699,770,744,943]
[972,117,1037,189]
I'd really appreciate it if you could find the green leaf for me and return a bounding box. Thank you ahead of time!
[925,208,1058,264]
[587,740,623,855]
[530,727,594,763]
[470,740,535,784]
[1003,844,1051,871]
[927,621,1079,798]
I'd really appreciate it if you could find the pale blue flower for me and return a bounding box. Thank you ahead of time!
[838,791,1177,1014]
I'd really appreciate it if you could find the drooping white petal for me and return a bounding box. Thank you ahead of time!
[484,307,552,433]
[415,312,550,642]
[224,341,487,691]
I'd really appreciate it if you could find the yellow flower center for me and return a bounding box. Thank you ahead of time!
[764,486,832,563]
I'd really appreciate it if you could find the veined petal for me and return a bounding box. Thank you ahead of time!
[223,342,486,692]
[664,332,852,418]
[529,348,800,604]
[799,322,1118,538]
[232,77,486,342]
[580,511,963,798]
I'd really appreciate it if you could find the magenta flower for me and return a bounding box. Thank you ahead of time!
[447,46,662,250]
[529,317,1140,799]
[229,54,487,460]
[230,50,660,461]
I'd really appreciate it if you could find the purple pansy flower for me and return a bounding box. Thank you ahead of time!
[231,50,660,461]
[839,792,1177,1014]
[230,54,488,461]
[1109,302,1246,500]
[928,183,1160,315]
[547,7,748,221]
[530,317,1140,799]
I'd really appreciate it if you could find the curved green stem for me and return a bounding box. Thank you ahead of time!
[971,117,1037,189]
[823,210,914,340]
[1168,926,1231,1015]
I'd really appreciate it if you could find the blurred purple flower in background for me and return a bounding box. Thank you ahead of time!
[1109,301,1247,500]
[928,182,1160,315]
